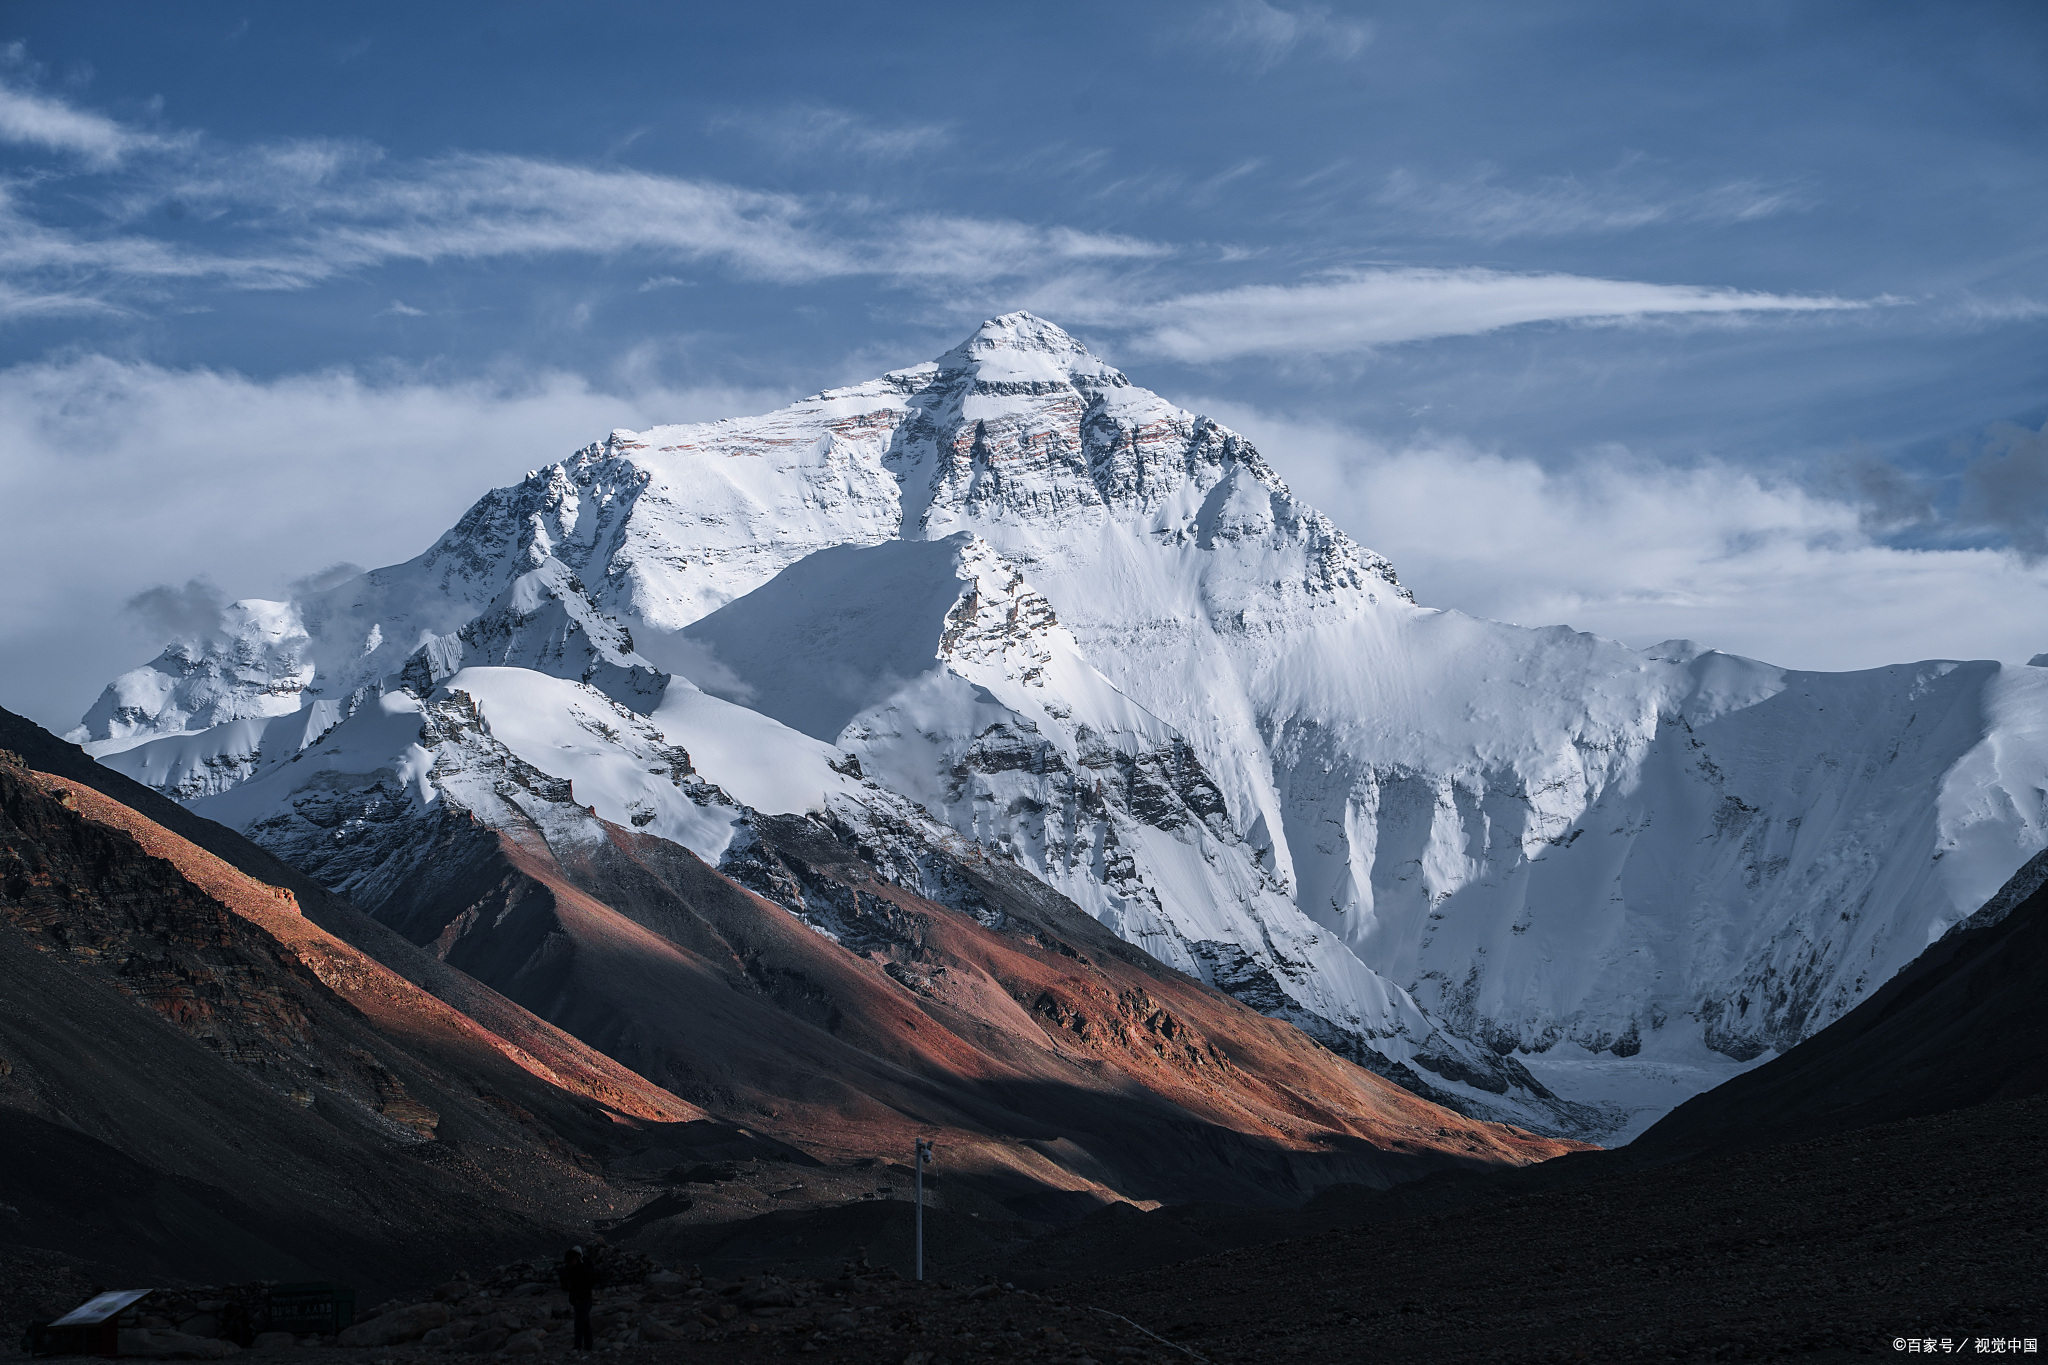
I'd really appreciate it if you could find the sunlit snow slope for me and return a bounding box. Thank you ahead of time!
[79,313,2048,1140]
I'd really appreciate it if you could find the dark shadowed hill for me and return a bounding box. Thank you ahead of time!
[1040,854,2048,1362]
[1631,853,2048,1159]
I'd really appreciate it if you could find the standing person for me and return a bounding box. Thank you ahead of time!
[560,1247,596,1351]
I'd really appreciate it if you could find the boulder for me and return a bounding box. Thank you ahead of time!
[335,1303,450,1348]
[637,1320,686,1343]
[503,1330,546,1356]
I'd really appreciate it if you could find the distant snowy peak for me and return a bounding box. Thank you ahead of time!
[73,311,1409,757]
[70,599,313,752]
[397,554,667,713]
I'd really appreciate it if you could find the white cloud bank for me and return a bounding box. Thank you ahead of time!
[0,355,793,730]
[1197,399,2048,673]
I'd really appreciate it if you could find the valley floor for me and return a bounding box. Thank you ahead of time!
[13,1095,2036,1365]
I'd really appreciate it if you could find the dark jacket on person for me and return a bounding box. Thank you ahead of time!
[560,1254,597,1305]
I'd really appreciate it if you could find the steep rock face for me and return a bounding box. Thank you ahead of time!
[398,555,668,712]
[1,758,339,1103]
[76,313,2048,1139]
[167,672,1578,1203]
[0,747,697,1137]
[675,533,1567,1127]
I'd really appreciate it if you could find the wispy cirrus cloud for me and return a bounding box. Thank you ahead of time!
[273,153,853,283]
[0,56,182,167]
[1376,167,1815,240]
[176,152,1172,285]
[888,216,1171,281]
[3,146,843,292]
[0,278,124,320]
[710,104,953,162]
[1126,267,1868,361]
[1943,296,2048,326]
[0,68,1872,370]
[1188,1,1375,73]
[0,77,1176,310]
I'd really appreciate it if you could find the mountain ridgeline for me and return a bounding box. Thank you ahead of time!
[70,313,2048,1142]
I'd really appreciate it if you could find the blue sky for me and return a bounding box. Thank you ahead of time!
[2,0,2045,728]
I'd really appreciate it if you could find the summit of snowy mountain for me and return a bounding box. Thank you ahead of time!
[73,313,2048,1141]
[928,310,1130,387]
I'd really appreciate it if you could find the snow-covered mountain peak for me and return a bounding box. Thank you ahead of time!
[70,597,314,753]
[71,312,2048,1141]
[397,553,668,712]
[930,310,1129,391]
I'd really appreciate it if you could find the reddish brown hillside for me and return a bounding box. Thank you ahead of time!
[0,747,704,1295]
[365,791,1579,1218]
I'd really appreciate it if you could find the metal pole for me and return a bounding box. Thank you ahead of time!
[914,1137,932,1281]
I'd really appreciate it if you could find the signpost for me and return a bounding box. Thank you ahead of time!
[914,1137,934,1282]
[266,1284,356,1337]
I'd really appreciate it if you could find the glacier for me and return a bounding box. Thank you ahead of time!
[76,312,2048,1141]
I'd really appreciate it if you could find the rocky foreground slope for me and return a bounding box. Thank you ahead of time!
[73,313,2048,1138]
[0,704,1571,1318]
[0,713,691,1298]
